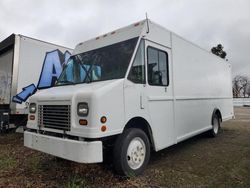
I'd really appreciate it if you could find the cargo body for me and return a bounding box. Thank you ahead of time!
[0,34,72,131]
[25,20,233,175]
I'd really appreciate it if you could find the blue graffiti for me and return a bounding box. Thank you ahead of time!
[12,84,37,104]
[12,96,22,104]
[12,50,71,104]
[37,50,71,89]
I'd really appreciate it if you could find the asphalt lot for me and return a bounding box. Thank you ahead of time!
[0,107,249,187]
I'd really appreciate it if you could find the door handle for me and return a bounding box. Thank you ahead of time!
[140,93,145,109]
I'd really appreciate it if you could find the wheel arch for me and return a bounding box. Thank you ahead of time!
[123,117,156,151]
[212,108,222,124]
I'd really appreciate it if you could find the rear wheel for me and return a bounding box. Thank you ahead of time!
[113,128,150,176]
[209,114,221,137]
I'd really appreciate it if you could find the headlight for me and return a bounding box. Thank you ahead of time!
[29,103,36,113]
[77,102,88,116]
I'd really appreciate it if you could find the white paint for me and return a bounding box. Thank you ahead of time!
[24,131,103,163]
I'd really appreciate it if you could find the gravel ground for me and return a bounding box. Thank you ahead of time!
[0,107,249,188]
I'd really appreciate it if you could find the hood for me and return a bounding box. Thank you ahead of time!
[31,79,124,102]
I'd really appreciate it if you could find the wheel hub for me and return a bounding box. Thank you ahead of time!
[127,137,146,170]
[213,118,219,134]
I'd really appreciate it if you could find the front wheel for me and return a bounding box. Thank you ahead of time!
[113,128,150,176]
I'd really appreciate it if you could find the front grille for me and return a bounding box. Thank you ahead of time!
[38,105,71,131]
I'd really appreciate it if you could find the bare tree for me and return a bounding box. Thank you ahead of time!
[232,76,241,98]
[246,84,250,97]
[232,75,250,98]
[240,76,248,97]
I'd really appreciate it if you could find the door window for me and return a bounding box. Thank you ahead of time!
[147,47,169,86]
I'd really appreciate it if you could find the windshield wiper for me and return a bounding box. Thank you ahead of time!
[56,80,75,85]
[82,54,101,84]
[75,55,93,83]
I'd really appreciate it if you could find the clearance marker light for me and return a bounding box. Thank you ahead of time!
[100,116,107,124]
[29,115,35,120]
[79,119,88,126]
[134,22,140,27]
[101,125,107,132]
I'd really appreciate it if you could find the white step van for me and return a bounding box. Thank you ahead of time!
[24,20,234,176]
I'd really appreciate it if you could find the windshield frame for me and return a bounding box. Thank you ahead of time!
[125,38,145,83]
[55,37,139,87]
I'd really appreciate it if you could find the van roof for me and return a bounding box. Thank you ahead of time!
[73,20,148,55]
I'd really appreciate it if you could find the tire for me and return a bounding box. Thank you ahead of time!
[113,128,150,176]
[103,145,114,164]
[208,114,221,137]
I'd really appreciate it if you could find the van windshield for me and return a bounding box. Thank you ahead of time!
[56,37,138,86]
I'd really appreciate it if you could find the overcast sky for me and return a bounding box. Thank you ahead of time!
[0,0,249,76]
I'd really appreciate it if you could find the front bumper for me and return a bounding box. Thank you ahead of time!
[24,131,103,163]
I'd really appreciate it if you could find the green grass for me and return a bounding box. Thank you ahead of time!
[63,176,89,188]
[0,154,17,171]
[26,155,42,173]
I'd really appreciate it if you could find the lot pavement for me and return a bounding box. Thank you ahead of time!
[0,107,249,187]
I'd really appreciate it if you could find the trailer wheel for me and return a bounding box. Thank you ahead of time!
[209,114,221,137]
[113,128,150,176]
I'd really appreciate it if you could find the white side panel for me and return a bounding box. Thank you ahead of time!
[14,36,72,114]
[124,79,151,134]
[90,79,125,137]
[172,34,233,141]
[175,99,233,142]
[144,40,175,151]
[172,34,232,98]
[0,49,13,104]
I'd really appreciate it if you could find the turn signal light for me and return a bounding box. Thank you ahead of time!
[29,115,35,120]
[100,116,107,124]
[79,119,88,126]
[101,125,107,132]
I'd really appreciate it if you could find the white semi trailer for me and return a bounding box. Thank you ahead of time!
[0,34,72,132]
[24,20,233,176]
